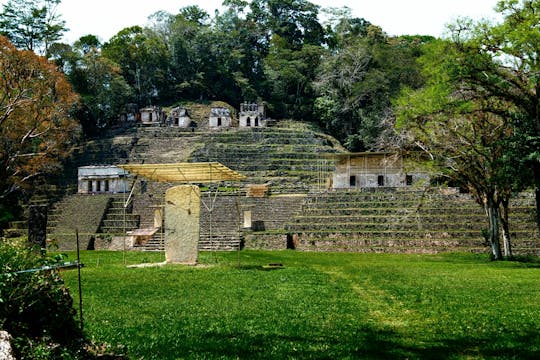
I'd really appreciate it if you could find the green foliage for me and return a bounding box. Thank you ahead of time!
[54,1,438,132]
[395,0,540,256]
[0,0,66,55]
[59,250,540,359]
[315,27,430,151]
[0,240,83,359]
[0,205,15,228]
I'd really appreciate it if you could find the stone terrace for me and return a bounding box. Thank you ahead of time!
[189,121,341,193]
[244,188,539,255]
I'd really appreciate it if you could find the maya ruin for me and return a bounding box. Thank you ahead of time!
[28,101,537,257]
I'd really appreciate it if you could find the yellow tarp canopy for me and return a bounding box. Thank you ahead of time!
[118,162,246,183]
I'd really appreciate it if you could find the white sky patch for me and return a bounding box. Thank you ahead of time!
[0,0,502,44]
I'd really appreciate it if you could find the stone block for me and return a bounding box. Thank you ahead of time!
[165,185,200,264]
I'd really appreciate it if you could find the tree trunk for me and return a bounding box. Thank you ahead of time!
[536,187,540,238]
[486,201,502,260]
[533,164,540,237]
[500,199,513,259]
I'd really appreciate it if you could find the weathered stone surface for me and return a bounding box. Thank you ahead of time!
[107,236,134,250]
[0,331,15,360]
[165,185,200,264]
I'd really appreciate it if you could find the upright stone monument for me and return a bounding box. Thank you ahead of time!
[28,205,47,251]
[165,185,200,264]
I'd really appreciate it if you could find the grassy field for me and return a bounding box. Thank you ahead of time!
[59,250,540,359]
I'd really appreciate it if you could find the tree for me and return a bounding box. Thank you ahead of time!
[102,26,158,105]
[438,0,540,236]
[0,0,66,55]
[395,39,526,260]
[314,23,428,150]
[0,36,79,199]
[69,48,133,134]
[249,0,324,50]
[264,35,324,119]
[244,0,326,119]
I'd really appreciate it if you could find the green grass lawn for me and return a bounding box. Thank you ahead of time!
[58,250,540,359]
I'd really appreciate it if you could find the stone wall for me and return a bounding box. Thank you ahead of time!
[197,193,305,250]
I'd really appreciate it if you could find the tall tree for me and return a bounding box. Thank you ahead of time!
[0,0,66,55]
[102,26,168,105]
[0,36,79,199]
[69,48,133,134]
[438,0,540,235]
[395,38,528,260]
[247,0,326,119]
[314,23,429,150]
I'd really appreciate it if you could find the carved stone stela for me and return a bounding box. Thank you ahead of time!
[165,185,200,264]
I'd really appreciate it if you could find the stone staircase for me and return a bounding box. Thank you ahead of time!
[199,193,242,251]
[98,196,140,235]
[46,194,112,250]
[247,188,539,255]
[133,231,166,251]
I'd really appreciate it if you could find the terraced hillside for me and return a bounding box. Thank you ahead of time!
[38,109,539,254]
[189,121,342,193]
[244,188,540,255]
[44,118,341,250]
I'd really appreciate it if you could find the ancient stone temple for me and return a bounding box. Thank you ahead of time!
[139,106,164,126]
[208,107,232,128]
[329,152,428,189]
[239,102,266,128]
[77,166,129,194]
[167,107,192,127]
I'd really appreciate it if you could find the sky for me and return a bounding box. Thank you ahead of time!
[2,0,503,44]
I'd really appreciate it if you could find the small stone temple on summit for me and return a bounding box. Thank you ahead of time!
[167,107,191,127]
[139,106,164,126]
[208,107,232,128]
[118,162,245,264]
[77,165,130,194]
[239,102,266,128]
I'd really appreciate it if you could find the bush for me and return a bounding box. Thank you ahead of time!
[0,239,83,359]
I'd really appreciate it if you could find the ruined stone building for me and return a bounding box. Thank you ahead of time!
[166,107,192,128]
[208,107,232,128]
[77,166,130,194]
[329,152,428,189]
[139,106,165,126]
[239,103,266,128]
[118,103,138,123]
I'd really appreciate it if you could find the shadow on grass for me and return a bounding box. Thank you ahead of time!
[130,325,540,359]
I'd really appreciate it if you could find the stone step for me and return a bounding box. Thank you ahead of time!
[101,219,140,228]
[8,221,27,230]
[286,222,489,232]
[102,214,140,221]
[300,207,533,216]
[198,234,242,251]
[286,229,537,239]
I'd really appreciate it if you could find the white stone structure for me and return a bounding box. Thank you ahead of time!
[167,107,192,127]
[208,107,232,128]
[78,165,129,194]
[0,331,14,360]
[139,106,164,126]
[331,152,428,189]
[239,102,266,128]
